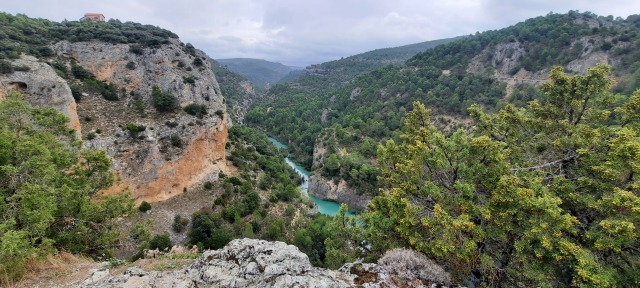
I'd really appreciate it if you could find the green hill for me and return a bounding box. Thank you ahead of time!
[247,11,640,176]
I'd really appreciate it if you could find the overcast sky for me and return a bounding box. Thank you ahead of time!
[3,1,640,67]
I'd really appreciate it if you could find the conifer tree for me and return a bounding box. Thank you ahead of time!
[366,64,640,287]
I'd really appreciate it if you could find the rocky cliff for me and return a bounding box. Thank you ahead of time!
[0,55,82,137]
[1,37,230,204]
[309,131,372,211]
[80,238,451,288]
[52,39,229,203]
[308,175,371,211]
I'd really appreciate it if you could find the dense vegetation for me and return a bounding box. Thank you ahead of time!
[317,65,640,287]
[209,59,257,123]
[0,94,133,283]
[0,12,178,60]
[247,11,640,197]
[185,125,303,250]
[178,125,371,268]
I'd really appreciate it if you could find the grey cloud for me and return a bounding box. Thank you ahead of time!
[3,0,640,66]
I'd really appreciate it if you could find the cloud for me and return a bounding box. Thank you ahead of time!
[3,0,640,66]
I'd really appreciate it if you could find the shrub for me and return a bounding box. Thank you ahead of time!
[192,58,204,67]
[204,181,213,190]
[12,65,30,72]
[138,201,151,212]
[172,215,189,233]
[101,82,119,101]
[70,85,82,102]
[151,85,178,112]
[170,135,182,147]
[86,132,96,140]
[215,110,224,118]
[71,63,92,80]
[149,233,172,251]
[125,123,146,138]
[0,60,14,74]
[129,44,144,55]
[182,76,196,84]
[126,61,136,70]
[183,103,208,117]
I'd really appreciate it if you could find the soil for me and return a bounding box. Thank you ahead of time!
[113,181,228,259]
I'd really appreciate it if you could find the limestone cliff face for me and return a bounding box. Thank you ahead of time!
[49,39,229,203]
[308,175,371,210]
[0,55,81,137]
[80,238,452,288]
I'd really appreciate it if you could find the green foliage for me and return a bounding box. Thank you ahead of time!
[125,61,136,70]
[192,58,204,67]
[100,82,119,101]
[189,213,231,250]
[151,85,178,112]
[70,84,82,102]
[182,75,196,84]
[138,201,151,212]
[209,60,256,123]
[187,125,310,252]
[149,233,172,251]
[129,44,143,55]
[0,94,133,283]
[169,135,182,148]
[71,63,92,80]
[183,103,207,117]
[172,215,189,233]
[0,60,14,74]
[365,65,640,287]
[247,12,640,198]
[0,11,180,59]
[227,126,301,190]
[106,258,128,268]
[125,123,146,138]
[324,204,366,269]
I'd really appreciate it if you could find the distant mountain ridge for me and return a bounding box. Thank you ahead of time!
[215,58,295,92]
[247,10,640,181]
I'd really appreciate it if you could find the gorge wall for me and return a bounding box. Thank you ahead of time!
[0,38,230,204]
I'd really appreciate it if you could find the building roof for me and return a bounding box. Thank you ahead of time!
[84,13,104,17]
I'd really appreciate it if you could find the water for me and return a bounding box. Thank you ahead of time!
[268,137,353,216]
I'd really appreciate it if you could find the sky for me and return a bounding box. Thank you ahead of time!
[3,1,640,67]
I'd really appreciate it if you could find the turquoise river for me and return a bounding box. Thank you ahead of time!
[268,137,354,216]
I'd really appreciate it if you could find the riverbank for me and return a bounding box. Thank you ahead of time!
[268,137,355,216]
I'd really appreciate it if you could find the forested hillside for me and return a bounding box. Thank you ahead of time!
[360,65,640,287]
[210,59,257,123]
[247,11,640,196]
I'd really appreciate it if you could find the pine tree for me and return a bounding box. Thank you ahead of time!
[365,64,640,287]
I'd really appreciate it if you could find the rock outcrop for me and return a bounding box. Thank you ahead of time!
[308,175,371,211]
[49,39,230,203]
[0,55,82,137]
[81,238,452,288]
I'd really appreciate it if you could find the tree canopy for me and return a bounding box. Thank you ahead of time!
[0,94,133,283]
[365,64,640,287]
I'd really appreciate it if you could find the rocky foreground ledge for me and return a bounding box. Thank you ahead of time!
[81,238,451,288]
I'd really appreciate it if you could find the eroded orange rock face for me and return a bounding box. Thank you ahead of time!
[102,119,228,204]
[52,41,230,204]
